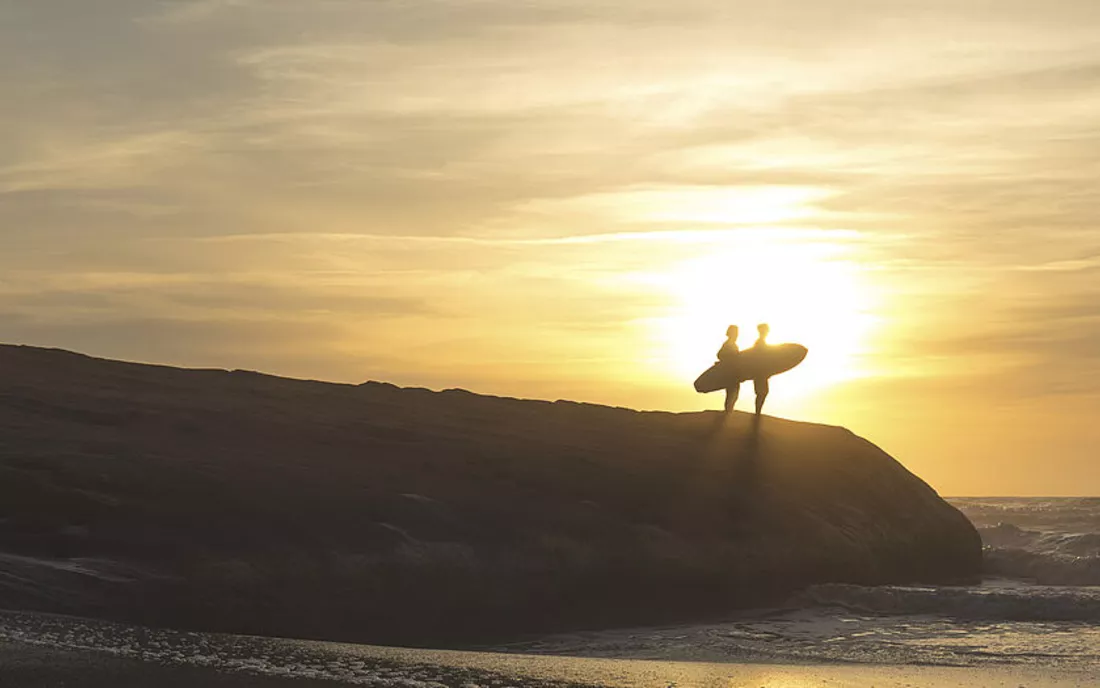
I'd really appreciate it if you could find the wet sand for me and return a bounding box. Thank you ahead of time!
[1,610,1094,688]
[0,641,340,688]
[1,640,1093,688]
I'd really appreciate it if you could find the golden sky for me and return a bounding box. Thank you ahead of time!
[2,1,1099,495]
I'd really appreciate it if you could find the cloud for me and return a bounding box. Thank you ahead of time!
[0,311,381,382]
[147,0,255,24]
[2,2,1100,428]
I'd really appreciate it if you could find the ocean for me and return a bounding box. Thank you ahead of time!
[0,498,1096,686]
[506,497,1100,672]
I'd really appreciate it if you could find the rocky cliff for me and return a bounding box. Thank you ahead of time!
[0,344,981,645]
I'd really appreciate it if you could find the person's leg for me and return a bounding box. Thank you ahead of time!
[754,378,769,415]
[724,384,740,413]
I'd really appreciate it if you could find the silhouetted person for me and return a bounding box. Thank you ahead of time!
[752,323,770,416]
[717,325,741,413]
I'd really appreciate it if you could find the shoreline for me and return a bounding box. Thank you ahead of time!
[1,609,1093,688]
[1,639,1092,688]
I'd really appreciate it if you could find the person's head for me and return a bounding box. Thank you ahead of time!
[726,325,739,338]
[757,323,770,339]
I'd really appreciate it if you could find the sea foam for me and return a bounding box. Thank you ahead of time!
[793,582,1100,621]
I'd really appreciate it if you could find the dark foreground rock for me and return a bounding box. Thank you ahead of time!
[0,344,981,645]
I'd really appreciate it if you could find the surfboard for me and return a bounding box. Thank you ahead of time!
[693,343,808,394]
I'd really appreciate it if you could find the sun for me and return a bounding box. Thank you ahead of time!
[648,231,880,401]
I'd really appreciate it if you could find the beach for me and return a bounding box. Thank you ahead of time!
[4,497,1096,687]
[2,607,1095,688]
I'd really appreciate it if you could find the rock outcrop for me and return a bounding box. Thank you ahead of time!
[0,344,981,644]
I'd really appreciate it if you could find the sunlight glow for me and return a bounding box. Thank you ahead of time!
[646,232,880,401]
[520,185,833,227]
[631,186,833,225]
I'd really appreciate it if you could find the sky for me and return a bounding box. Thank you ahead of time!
[2,0,1099,495]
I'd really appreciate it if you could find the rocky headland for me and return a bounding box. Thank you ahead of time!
[0,344,981,646]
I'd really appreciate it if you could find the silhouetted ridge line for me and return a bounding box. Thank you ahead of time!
[0,343,981,645]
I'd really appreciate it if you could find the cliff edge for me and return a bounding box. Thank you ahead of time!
[0,344,981,644]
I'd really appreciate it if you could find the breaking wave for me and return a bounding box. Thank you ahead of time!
[983,545,1100,586]
[792,582,1100,622]
[950,497,1100,537]
[948,497,1100,586]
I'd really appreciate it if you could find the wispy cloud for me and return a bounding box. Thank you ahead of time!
[3,1,1100,492]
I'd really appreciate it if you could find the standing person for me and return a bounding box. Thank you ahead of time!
[717,325,741,413]
[752,323,771,416]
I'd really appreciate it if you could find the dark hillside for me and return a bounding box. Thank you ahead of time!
[0,344,981,645]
